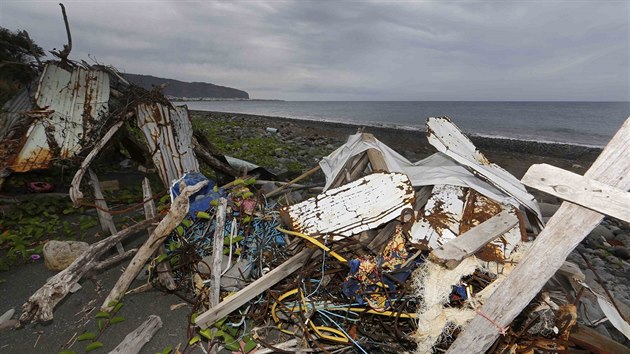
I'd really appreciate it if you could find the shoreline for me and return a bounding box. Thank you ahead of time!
[189,109,602,159]
[190,110,601,181]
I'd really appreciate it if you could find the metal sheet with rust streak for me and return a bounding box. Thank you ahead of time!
[427,116,543,228]
[136,103,199,185]
[9,64,110,172]
[411,185,523,261]
[280,172,415,240]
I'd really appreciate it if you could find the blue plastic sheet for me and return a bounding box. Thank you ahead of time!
[170,172,226,218]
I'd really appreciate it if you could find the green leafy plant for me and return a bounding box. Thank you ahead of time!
[58,300,125,354]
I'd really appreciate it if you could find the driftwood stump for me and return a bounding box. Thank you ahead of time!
[19,217,159,325]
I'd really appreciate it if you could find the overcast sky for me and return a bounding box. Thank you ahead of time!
[1,0,628,101]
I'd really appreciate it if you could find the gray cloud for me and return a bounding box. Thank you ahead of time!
[1,0,628,100]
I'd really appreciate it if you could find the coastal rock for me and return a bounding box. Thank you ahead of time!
[611,246,630,260]
[43,240,89,271]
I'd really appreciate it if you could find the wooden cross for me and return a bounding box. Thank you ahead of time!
[447,117,630,353]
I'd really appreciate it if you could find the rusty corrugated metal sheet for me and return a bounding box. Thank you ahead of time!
[136,103,199,185]
[4,63,110,172]
[280,172,415,240]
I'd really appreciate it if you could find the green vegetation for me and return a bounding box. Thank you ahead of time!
[0,26,45,106]
[0,196,98,271]
[58,300,126,354]
[191,115,306,176]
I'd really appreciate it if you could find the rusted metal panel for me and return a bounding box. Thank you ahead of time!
[6,64,110,172]
[136,103,199,185]
[411,185,523,261]
[280,172,415,240]
[426,116,543,228]
[459,190,522,260]
[410,184,466,249]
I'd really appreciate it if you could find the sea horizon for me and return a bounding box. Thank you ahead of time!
[182,100,630,148]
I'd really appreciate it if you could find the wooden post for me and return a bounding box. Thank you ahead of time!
[210,198,227,307]
[88,169,124,255]
[447,117,630,353]
[101,180,208,310]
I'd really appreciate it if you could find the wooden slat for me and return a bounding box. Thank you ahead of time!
[195,249,314,329]
[522,163,630,222]
[88,169,124,255]
[430,209,519,268]
[108,315,163,354]
[447,117,630,353]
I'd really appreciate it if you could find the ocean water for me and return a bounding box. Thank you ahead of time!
[182,101,629,147]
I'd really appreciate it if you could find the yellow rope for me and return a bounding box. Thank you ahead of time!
[276,227,347,263]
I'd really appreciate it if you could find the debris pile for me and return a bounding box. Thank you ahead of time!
[2,13,630,353]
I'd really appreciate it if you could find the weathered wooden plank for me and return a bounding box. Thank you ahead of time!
[195,249,314,329]
[88,169,124,255]
[108,315,163,354]
[280,172,415,240]
[210,198,227,308]
[447,117,630,353]
[522,163,630,222]
[430,209,518,268]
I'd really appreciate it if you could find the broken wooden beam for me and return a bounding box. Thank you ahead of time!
[280,172,415,240]
[101,180,208,310]
[265,165,321,198]
[108,315,163,354]
[69,121,124,207]
[447,117,630,353]
[195,250,314,329]
[522,163,630,222]
[19,217,159,325]
[569,324,630,354]
[429,209,519,269]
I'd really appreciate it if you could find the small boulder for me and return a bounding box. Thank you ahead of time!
[43,240,89,271]
[611,246,630,260]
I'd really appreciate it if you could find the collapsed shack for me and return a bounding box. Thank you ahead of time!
[2,33,629,354]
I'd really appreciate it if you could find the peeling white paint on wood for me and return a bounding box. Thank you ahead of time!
[410,184,466,248]
[136,103,199,185]
[280,172,415,240]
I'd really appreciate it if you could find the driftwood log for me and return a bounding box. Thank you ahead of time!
[19,217,159,325]
[69,121,124,207]
[143,178,177,290]
[108,315,163,354]
[101,180,208,310]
